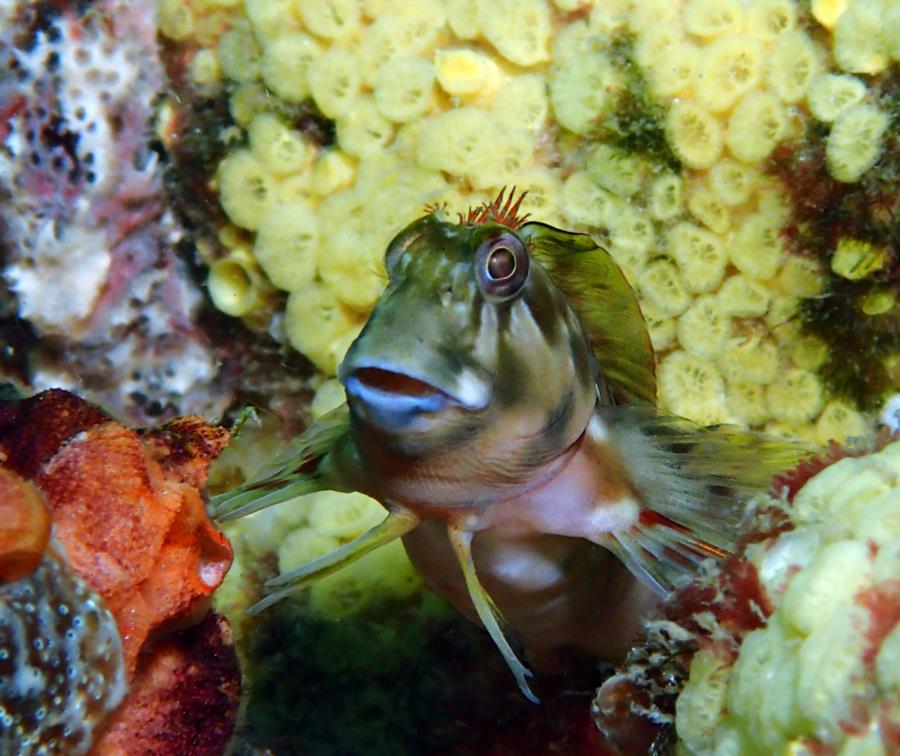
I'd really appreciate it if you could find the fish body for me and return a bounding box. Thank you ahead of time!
[212,191,812,700]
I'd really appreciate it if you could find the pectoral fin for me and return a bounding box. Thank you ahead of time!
[249,507,421,614]
[210,403,352,521]
[601,407,818,594]
[446,523,539,703]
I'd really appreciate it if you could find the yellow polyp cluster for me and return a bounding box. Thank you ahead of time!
[159,0,890,443]
[220,485,422,619]
[659,350,734,425]
[832,0,897,73]
[676,295,731,360]
[826,103,890,183]
[434,48,501,98]
[812,0,896,182]
[586,0,886,440]
[830,237,889,281]
[206,245,271,317]
[766,368,825,425]
[607,0,892,441]
[676,440,900,753]
[812,0,848,30]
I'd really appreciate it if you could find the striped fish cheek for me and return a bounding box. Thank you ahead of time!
[449,294,476,324]
[560,306,594,390]
[472,301,571,464]
[508,299,575,404]
[471,301,501,375]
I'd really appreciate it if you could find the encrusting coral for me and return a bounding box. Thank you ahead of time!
[0,389,240,755]
[593,435,900,754]
[158,0,896,450]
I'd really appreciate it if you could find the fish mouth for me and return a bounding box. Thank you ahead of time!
[340,363,489,431]
[352,367,446,399]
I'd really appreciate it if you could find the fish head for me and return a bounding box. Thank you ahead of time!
[338,210,597,482]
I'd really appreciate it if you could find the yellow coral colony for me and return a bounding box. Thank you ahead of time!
[160,0,895,446]
[676,440,900,754]
[163,0,895,449]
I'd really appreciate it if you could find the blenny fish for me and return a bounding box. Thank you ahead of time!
[212,190,811,701]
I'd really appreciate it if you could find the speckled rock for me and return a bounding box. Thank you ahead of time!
[0,555,126,755]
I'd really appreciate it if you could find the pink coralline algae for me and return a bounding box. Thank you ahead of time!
[0,0,232,424]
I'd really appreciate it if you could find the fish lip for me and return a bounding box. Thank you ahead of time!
[339,361,490,416]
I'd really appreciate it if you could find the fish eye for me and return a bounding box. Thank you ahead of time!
[487,247,516,280]
[476,233,529,298]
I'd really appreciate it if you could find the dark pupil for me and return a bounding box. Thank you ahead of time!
[487,247,516,280]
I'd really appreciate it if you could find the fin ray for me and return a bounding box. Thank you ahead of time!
[602,407,818,592]
[215,479,327,522]
[209,403,351,521]
[248,508,421,614]
[447,524,539,703]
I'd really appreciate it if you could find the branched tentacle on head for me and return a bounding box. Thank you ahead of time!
[464,187,531,229]
[423,201,448,218]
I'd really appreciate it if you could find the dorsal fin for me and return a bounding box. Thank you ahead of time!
[522,222,657,406]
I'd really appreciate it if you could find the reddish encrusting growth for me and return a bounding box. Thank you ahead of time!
[0,389,240,750]
[593,514,777,746]
[856,580,900,671]
[881,700,900,750]
[94,613,241,756]
[0,467,50,582]
[668,557,772,643]
[0,388,108,476]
